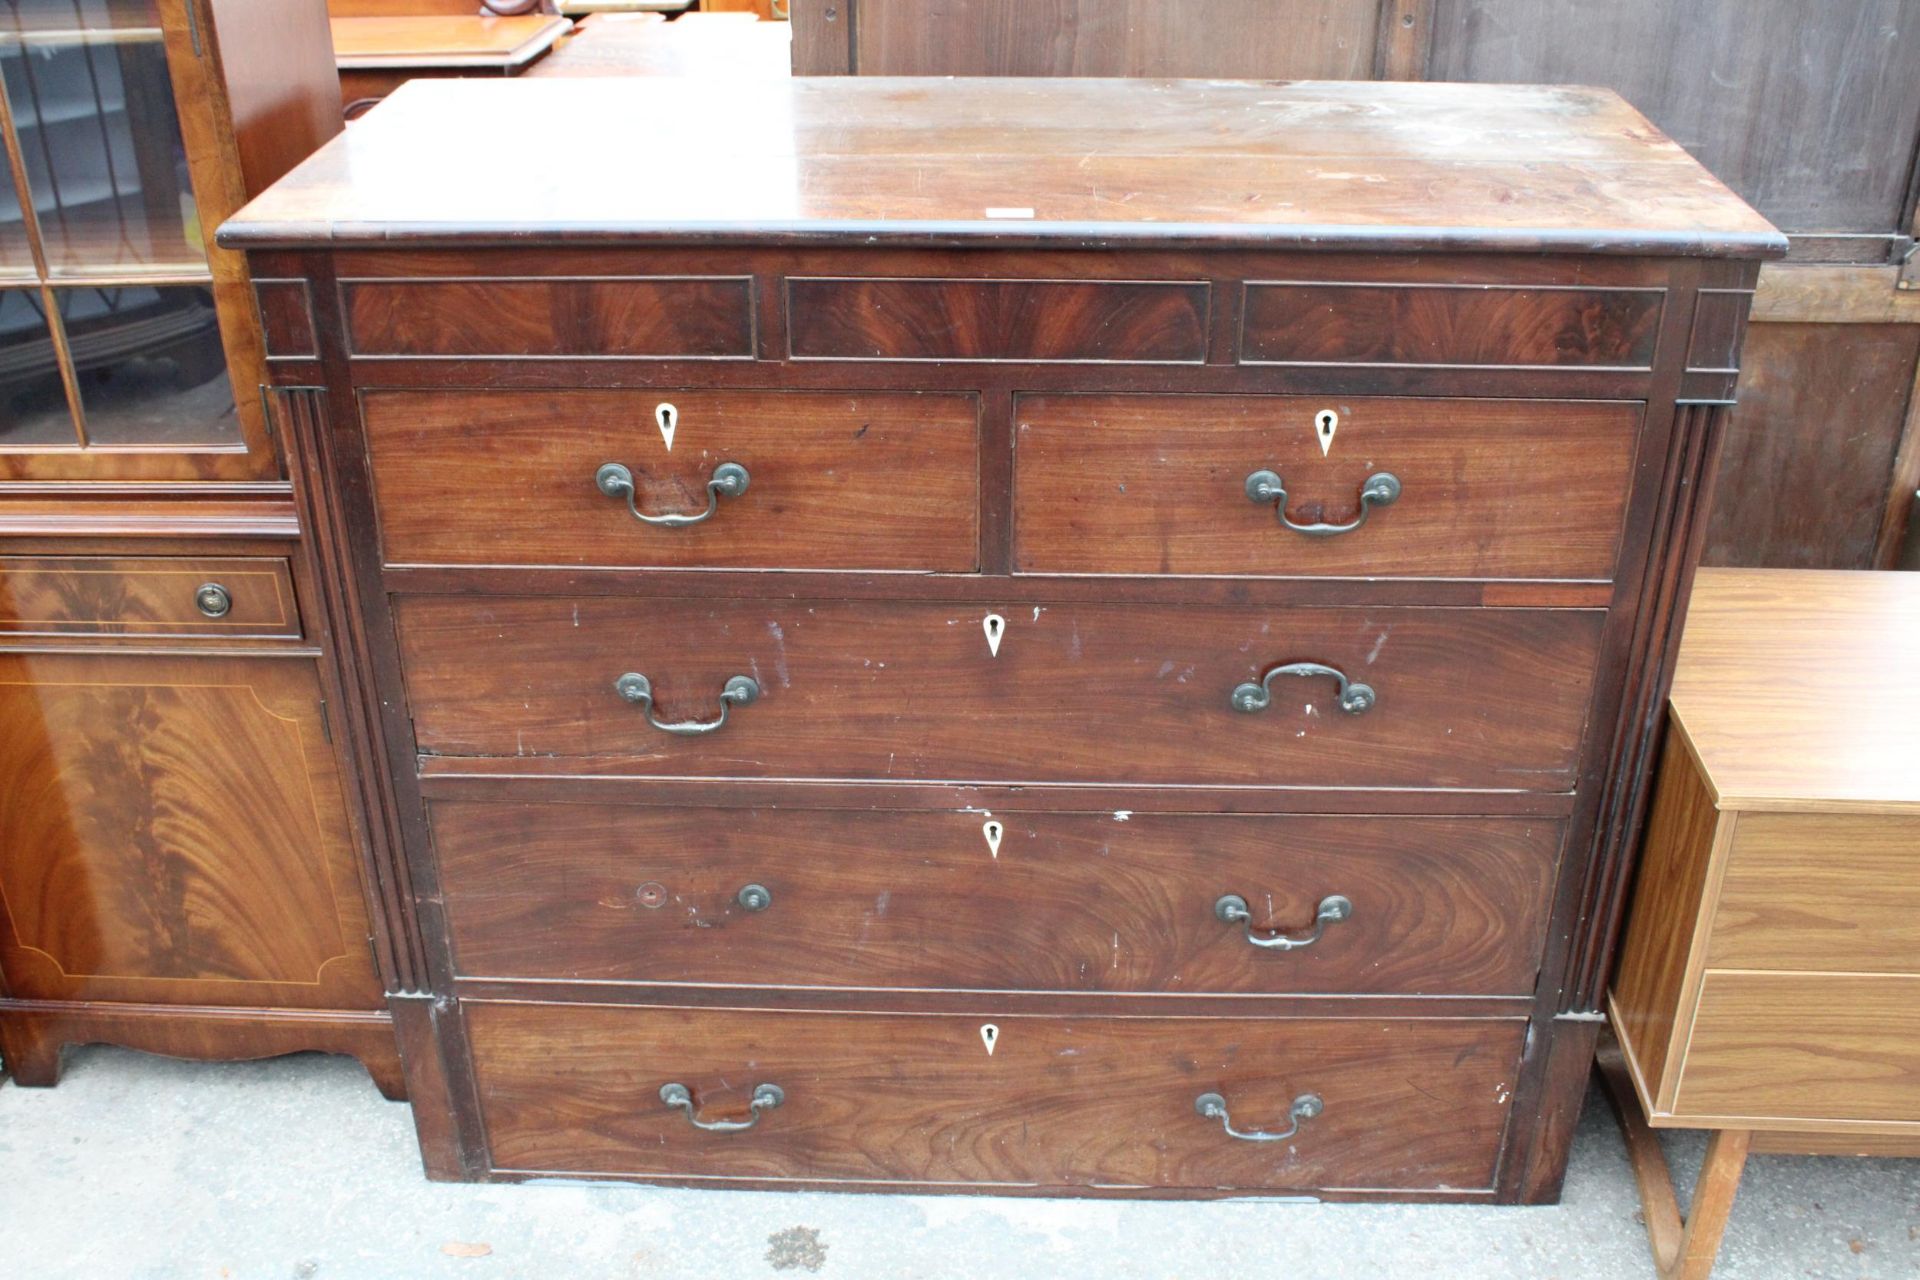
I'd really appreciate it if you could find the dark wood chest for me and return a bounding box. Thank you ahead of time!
[221,76,1782,1201]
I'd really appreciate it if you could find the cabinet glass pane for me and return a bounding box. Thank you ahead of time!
[0,136,32,279]
[1,2,205,279]
[57,283,236,445]
[0,285,79,445]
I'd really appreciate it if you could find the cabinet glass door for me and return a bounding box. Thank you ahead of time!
[0,0,272,480]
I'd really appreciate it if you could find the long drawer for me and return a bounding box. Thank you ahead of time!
[433,802,1562,996]
[360,389,981,570]
[395,597,1605,789]
[1013,395,1640,579]
[467,1001,1524,1191]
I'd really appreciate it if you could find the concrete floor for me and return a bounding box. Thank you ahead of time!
[0,1048,1914,1279]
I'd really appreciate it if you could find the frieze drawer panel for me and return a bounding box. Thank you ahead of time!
[0,556,299,639]
[222,77,1778,1199]
[467,1001,1526,1191]
[433,802,1563,996]
[394,597,1606,790]
[1013,395,1641,579]
[360,389,981,571]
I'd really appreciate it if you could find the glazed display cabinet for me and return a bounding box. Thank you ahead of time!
[0,0,400,1098]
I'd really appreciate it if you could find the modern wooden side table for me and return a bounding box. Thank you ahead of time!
[1607,567,1920,1279]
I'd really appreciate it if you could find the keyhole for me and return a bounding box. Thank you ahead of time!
[983,820,1003,858]
[980,1023,999,1055]
[1315,408,1339,457]
[656,402,679,451]
[983,613,1005,657]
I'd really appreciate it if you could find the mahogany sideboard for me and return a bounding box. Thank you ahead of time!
[219,76,1783,1198]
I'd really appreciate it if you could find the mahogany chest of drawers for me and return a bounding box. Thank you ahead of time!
[220,76,1783,1201]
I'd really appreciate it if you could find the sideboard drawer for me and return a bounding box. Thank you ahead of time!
[1706,811,1920,975]
[0,556,299,639]
[434,802,1562,996]
[1240,282,1664,369]
[395,597,1604,789]
[343,276,755,358]
[467,1001,1523,1190]
[1014,394,1639,579]
[361,390,980,570]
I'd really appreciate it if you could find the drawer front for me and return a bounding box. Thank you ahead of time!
[1240,282,1664,369]
[1014,395,1639,579]
[361,390,980,571]
[1707,811,1920,975]
[468,1002,1523,1190]
[434,803,1562,996]
[787,278,1210,363]
[396,598,1605,789]
[1674,972,1920,1124]
[0,556,298,639]
[344,276,754,358]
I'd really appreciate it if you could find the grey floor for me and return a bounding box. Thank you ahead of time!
[0,1048,1914,1279]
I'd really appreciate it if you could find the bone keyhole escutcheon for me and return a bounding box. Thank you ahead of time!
[980,1023,999,1055]
[983,820,1003,858]
[983,613,1005,657]
[1315,408,1339,456]
[656,402,678,451]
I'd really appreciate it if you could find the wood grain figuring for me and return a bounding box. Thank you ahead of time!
[215,80,1786,256]
[344,277,754,358]
[468,1001,1524,1189]
[394,597,1606,789]
[1608,740,1722,1101]
[787,279,1209,363]
[254,280,317,358]
[1671,569,1920,807]
[431,803,1562,995]
[1013,395,1638,578]
[1708,811,1920,974]
[0,556,297,638]
[1241,284,1664,369]
[360,389,979,571]
[0,654,381,1009]
[1674,973,1920,1124]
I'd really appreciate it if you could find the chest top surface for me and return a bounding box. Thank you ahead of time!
[218,77,1782,256]
[1672,568,1920,811]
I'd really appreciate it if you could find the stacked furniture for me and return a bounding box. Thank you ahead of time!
[1607,567,1920,1278]
[0,0,398,1098]
[219,75,1779,1196]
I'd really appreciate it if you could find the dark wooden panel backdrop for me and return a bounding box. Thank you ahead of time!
[791,0,1920,569]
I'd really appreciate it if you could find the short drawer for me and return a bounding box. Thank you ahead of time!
[0,556,298,639]
[434,803,1562,996]
[787,277,1210,363]
[361,390,980,570]
[1014,394,1640,579]
[1706,811,1920,975]
[1240,282,1664,369]
[467,1001,1524,1191]
[1672,972,1920,1125]
[395,597,1605,789]
[343,276,754,358]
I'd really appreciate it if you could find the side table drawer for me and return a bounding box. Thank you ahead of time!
[468,1001,1524,1191]
[433,802,1562,997]
[1014,394,1639,579]
[1707,811,1920,974]
[361,389,980,571]
[1674,972,1920,1125]
[0,556,299,639]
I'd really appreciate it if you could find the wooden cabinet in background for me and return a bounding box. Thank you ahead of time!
[0,0,399,1099]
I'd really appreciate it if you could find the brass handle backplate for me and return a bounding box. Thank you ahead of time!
[614,672,760,735]
[1231,662,1375,715]
[1195,1090,1323,1143]
[659,1081,783,1133]
[1245,469,1400,537]
[1215,893,1353,950]
[596,460,749,528]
